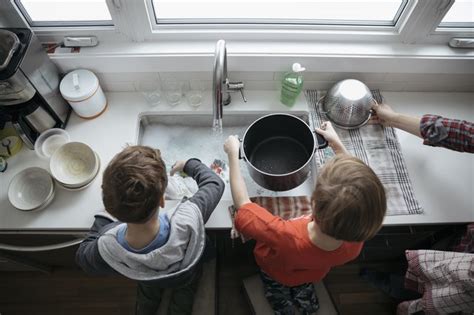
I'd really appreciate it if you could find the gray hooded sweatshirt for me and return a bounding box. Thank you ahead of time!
[75,159,224,285]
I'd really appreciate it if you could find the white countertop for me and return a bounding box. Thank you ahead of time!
[0,91,473,233]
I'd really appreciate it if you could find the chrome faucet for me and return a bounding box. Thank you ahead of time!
[212,40,246,130]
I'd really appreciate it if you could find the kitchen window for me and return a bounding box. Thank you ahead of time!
[438,0,474,28]
[13,0,113,26]
[9,0,473,47]
[150,0,407,26]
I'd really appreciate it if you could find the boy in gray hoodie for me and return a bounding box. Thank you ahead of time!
[76,145,224,315]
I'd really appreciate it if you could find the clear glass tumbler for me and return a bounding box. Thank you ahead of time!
[185,80,205,108]
[135,80,161,108]
[163,78,183,107]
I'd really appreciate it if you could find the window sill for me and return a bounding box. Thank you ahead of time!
[49,39,474,74]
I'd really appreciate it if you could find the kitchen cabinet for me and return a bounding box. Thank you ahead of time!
[357,223,467,262]
[0,233,85,271]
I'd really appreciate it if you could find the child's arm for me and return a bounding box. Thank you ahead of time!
[75,214,120,275]
[315,121,349,155]
[224,135,251,209]
[171,159,225,223]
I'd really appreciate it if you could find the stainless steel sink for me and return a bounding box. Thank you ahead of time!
[136,111,318,199]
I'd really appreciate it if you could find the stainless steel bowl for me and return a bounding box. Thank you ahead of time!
[321,79,375,129]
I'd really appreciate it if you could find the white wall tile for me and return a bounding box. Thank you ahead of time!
[230,71,274,81]
[158,72,211,81]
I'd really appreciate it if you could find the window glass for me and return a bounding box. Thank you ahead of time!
[439,0,474,27]
[15,0,112,26]
[151,0,407,26]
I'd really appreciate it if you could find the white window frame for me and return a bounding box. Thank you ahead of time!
[23,0,472,45]
[8,0,472,75]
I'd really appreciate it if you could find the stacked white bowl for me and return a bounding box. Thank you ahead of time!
[8,167,55,211]
[50,142,100,191]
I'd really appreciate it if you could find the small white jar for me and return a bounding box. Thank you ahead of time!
[60,69,107,119]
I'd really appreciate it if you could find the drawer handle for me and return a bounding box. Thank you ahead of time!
[0,238,84,252]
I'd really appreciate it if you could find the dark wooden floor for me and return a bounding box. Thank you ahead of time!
[0,237,400,315]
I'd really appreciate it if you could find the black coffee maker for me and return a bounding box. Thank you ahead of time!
[0,28,71,149]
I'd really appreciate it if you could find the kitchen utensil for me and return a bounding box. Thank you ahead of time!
[240,113,328,191]
[321,79,376,129]
[8,167,55,211]
[50,142,98,187]
[60,69,107,119]
[57,152,100,191]
[34,128,70,159]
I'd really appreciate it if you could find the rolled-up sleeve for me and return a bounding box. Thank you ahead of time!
[420,114,474,153]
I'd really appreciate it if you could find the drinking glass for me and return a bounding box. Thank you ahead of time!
[135,80,161,108]
[163,78,183,107]
[185,80,206,108]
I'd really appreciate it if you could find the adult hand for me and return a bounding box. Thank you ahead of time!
[224,135,240,158]
[315,121,348,155]
[372,103,398,126]
[170,160,186,176]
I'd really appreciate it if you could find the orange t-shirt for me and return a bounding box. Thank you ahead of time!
[235,202,363,287]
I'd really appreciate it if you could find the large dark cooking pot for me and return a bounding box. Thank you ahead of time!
[241,113,328,191]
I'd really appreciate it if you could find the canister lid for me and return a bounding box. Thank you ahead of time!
[60,69,99,102]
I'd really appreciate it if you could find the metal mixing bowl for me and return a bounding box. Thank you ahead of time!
[321,79,375,129]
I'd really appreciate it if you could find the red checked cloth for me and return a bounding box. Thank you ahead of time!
[397,250,474,315]
[229,196,312,242]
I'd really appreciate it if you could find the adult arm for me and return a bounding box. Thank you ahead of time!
[419,115,474,153]
[373,104,473,153]
[372,103,422,137]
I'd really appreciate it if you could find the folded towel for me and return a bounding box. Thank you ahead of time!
[397,250,474,314]
[229,196,312,242]
[306,89,423,216]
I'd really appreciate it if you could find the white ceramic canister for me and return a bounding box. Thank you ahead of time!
[60,69,107,119]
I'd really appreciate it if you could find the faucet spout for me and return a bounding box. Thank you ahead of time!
[212,40,228,131]
[212,40,246,131]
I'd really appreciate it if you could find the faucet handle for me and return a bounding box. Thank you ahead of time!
[227,81,247,103]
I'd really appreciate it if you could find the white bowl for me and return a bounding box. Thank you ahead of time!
[50,142,98,187]
[57,153,101,191]
[34,128,70,159]
[8,167,55,211]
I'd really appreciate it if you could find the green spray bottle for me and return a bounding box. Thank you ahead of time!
[280,63,305,107]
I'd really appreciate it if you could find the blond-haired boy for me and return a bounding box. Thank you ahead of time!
[224,121,387,314]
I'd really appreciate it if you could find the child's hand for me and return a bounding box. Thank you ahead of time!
[170,160,186,176]
[224,135,240,157]
[315,121,348,155]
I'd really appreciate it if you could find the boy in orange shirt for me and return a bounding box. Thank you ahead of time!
[224,121,387,314]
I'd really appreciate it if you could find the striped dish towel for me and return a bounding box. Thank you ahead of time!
[229,196,312,241]
[305,89,423,216]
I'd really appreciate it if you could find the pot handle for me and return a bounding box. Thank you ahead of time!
[313,130,329,149]
[238,137,246,161]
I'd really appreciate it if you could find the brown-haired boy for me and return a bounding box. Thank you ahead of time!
[76,146,224,314]
[224,121,387,314]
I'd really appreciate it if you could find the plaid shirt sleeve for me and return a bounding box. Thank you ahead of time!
[420,114,474,153]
